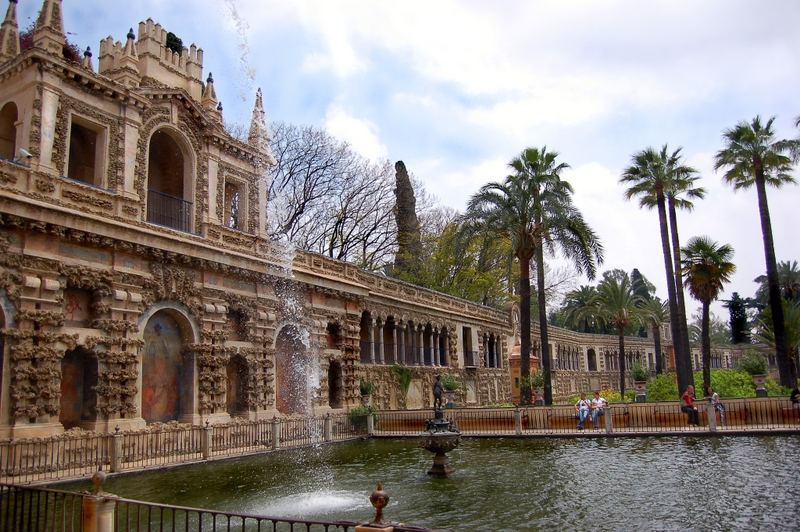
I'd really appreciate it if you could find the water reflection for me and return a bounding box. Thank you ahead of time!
[62,436,798,530]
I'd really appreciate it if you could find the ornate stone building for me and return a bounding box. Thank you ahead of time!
[0,0,513,438]
[0,1,760,440]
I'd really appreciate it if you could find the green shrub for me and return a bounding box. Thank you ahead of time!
[391,364,412,393]
[644,373,679,401]
[631,363,649,382]
[359,381,375,396]
[349,405,375,427]
[736,351,768,376]
[441,374,461,391]
[531,370,544,389]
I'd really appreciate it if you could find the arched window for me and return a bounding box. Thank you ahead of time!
[383,317,396,365]
[147,129,193,232]
[59,348,98,429]
[0,102,17,160]
[275,324,308,415]
[587,348,597,371]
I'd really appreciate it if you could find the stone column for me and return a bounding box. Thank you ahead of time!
[417,326,424,366]
[369,319,376,364]
[398,323,405,364]
[392,323,398,364]
[433,329,440,366]
[377,319,385,364]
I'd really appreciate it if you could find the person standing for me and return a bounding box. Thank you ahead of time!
[705,385,725,427]
[590,391,608,429]
[575,392,591,430]
[681,385,700,426]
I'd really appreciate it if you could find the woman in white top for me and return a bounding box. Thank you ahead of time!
[591,391,608,429]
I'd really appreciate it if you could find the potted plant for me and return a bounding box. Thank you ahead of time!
[530,370,545,406]
[349,404,374,429]
[737,351,769,397]
[440,374,461,407]
[631,363,648,402]
[360,381,376,405]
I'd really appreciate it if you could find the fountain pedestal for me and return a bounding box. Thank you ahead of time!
[419,408,461,478]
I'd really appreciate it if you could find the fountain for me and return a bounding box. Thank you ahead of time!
[418,376,461,477]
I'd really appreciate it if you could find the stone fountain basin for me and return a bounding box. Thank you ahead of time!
[419,431,462,454]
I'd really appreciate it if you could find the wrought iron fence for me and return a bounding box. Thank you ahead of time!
[121,425,203,467]
[211,420,273,457]
[0,483,83,531]
[0,432,111,484]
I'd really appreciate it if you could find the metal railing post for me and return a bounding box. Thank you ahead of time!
[202,422,212,460]
[324,413,333,442]
[367,413,375,436]
[706,404,717,432]
[514,408,522,435]
[110,428,123,473]
[272,417,281,450]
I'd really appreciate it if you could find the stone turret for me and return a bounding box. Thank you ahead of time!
[33,0,65,56]
[0,0,20,63]
[248,88,268,146]
[98,19,205,99]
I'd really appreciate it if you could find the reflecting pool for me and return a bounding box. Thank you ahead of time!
[62,436,798,531]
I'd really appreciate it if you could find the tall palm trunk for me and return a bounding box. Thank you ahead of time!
[668,197,694,389]
[700,300,711,392]
[652,322,663,374]
[754,168,794,386]
[535,243,552,405]
[518,252,532,405]
[617,327,626,398]
[656,192,688,394]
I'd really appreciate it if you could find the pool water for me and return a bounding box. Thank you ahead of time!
[61,436,799,531]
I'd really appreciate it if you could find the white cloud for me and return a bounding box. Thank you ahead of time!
[323,105,388,160]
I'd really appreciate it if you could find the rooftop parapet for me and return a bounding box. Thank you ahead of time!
[98,18,204,100]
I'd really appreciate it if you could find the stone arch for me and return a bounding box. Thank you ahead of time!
[326,321,342,349]
[146,126,196,232]
[226,354,249,416]
[327,359,343,409]
[59,347,98,429]
[359,311,373,364]
[382,316,396,365]
[139,304,198,423]
[274,324,310,415]
[0,101,18,161]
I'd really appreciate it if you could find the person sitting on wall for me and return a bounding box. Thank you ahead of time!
[590,391,608,429]
[681,385,700,426]
[575,392,591,430]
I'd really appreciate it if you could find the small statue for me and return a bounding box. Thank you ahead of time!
[432,374,443,410]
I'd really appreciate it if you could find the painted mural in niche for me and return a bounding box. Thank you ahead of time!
[142,311,191,422]
[64,288,91,327]
[275,325,309,415]
[59,348,98,429]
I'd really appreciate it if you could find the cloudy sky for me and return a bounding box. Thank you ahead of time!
[19,0,799,318]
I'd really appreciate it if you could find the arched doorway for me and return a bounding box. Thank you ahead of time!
[59,348,98,429]
[0,102,17,160]
[226,355,249,416]
[142,309,194,423]
[147,129,193,232]
[328,360,343,409]
[275,324,309,415]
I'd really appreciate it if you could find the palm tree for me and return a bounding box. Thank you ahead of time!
[681,236,736,391]
[758,300,800,380]
[714,115,800,387]
[664,155,706,382]
[640,297,668,374]
[620,146,695,394]
[754,260,800,305]
[563,285,599,333]
[509,147,603,405]
[587,273,642,398]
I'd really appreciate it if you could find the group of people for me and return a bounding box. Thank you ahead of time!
[681,384,725,426]
[574,391,608,430]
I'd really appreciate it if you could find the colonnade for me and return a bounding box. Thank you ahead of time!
[359,312,449,367]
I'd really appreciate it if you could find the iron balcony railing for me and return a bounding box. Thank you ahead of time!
[147,189,193,233]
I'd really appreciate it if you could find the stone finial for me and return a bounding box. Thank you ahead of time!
[248,87,269,146]
[369,482,389,524]
[33,0,65,56]
[0,0,20,62]
[216,101,223,112]
[81,46,93,71]
[122,27,137,59]
[201,72,218,109]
